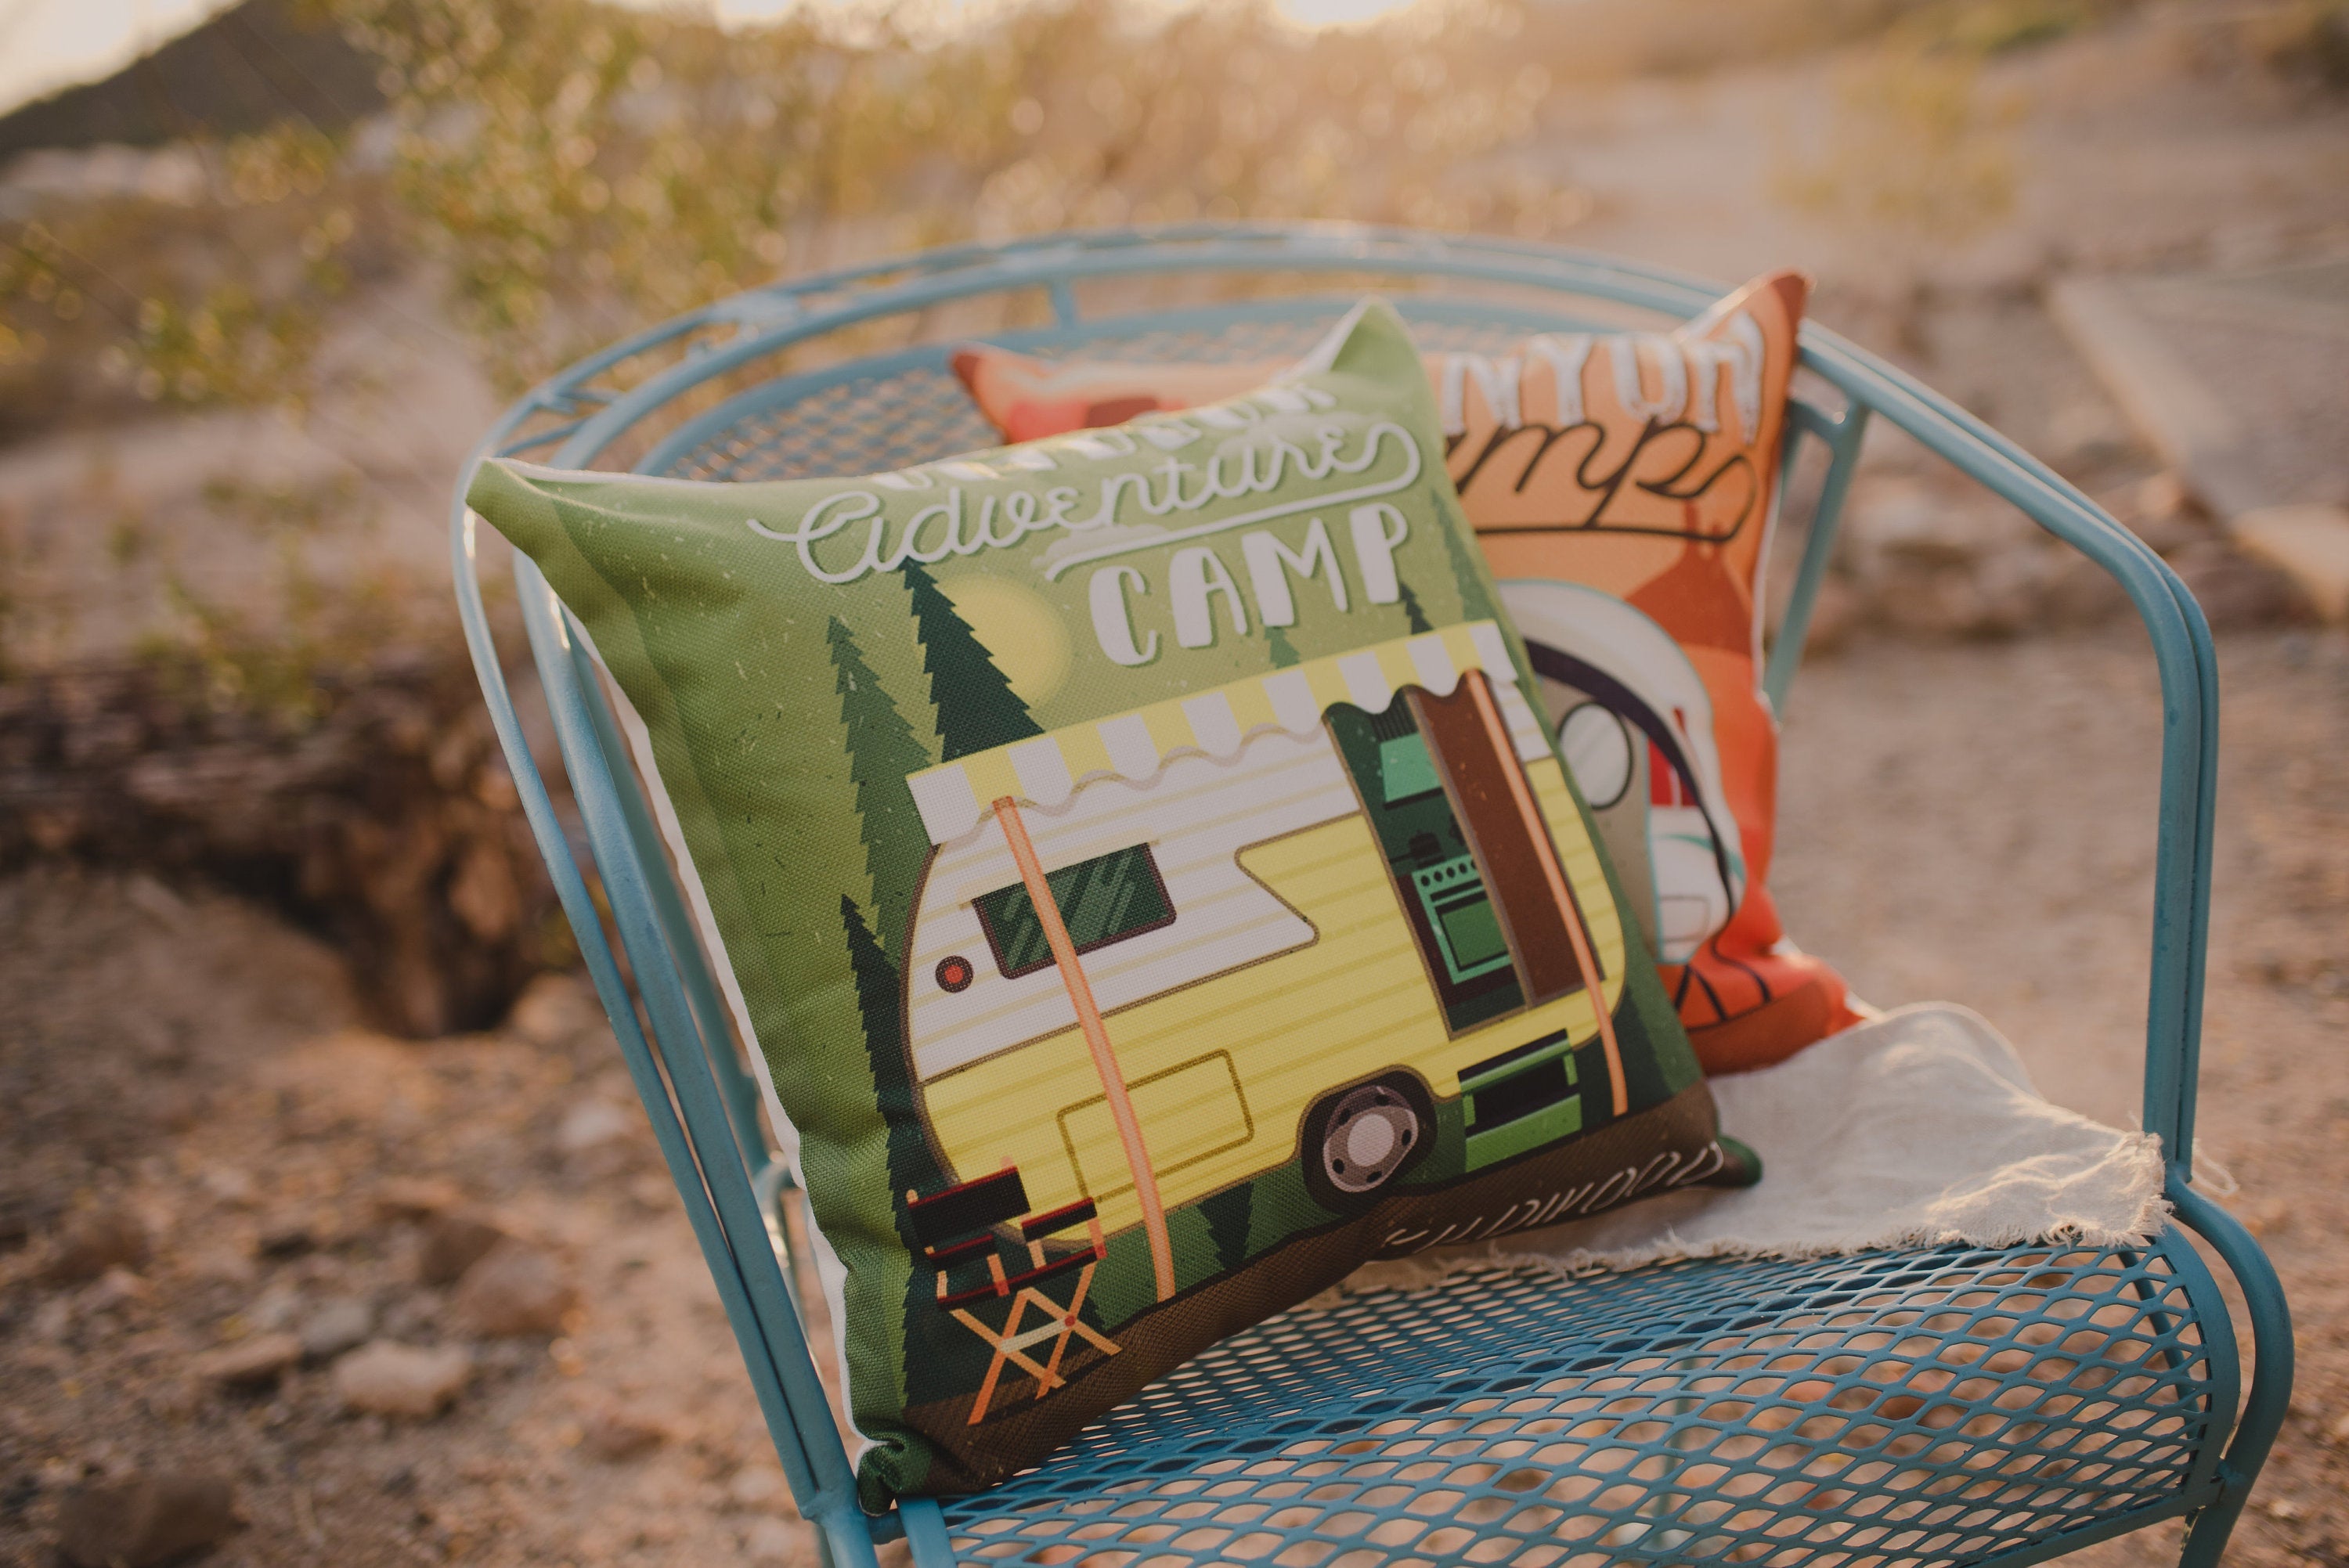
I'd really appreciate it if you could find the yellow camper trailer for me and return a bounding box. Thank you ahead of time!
[900,621,1628,1295]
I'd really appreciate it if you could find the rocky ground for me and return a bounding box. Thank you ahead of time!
[2,618,2345,1566]
[0,878,806,1566]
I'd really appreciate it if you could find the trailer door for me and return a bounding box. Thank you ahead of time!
[1408,673,1599,1008]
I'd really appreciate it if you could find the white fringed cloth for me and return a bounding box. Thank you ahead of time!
[1337,1003,2167,1296]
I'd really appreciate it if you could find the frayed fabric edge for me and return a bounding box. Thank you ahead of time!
[1301,1130,2171,1312]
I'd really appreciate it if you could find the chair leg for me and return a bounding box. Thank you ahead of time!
[900,1498,955,1568]
[2177,1477,2254,1568]
[2169,1184,2295,1568]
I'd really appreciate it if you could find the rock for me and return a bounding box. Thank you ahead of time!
[2246,1196,2293,1236]
[151,1083,205,1134]
[0,658,557,1038]
[557,1099,637,1159]
[377,1288,443,1340]
[727,1464,788,1511]
[31,1293,75,1342]
[2107,470,2206,556]
[373,1176,463,1220]
[1797,574,1859,658]
[56,1470,238,1568]
[2231,504,2349,623]
[2033,549,2131,629]
[1845,474,2037,571]
[742,1516,801,1563]
[557,1095,643,1180]
[2167,539,2315,631]
[82,1266,151,1313]
[1875,551,2034,639]
[451,1242,576,1338]
[581,1405,671,1462]
[123,1011,193,1070]
[415,1212,506,1286]
[193,1332,303,1388]
[255,1217,316,1258]
[46,1202,150,1284]
[2086,473,2212,558]
[300,1297,376,1361]
[244,1284,303,1333]
[186,1246,258,1287]
[1924,230,2051,300]
[0,1190,56,1254]
[197,1167,257,1207]
[507,973,602,1048]
[334,1341,472,1418]
[2043,398,2137,478]
[124,873,191,931]
[629,1173,679,1212]
[1839,473,2142,638]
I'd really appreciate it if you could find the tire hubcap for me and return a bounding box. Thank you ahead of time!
[1322,1084,1420,1195]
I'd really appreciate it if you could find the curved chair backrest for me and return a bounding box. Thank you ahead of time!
[448,225,2223,1563]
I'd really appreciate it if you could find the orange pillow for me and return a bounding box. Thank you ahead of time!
[950,272,1860,1073]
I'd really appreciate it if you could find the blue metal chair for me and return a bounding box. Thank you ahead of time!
[449,225,2289,1568]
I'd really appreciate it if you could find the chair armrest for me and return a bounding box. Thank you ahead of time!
[1788,326,2219,1184]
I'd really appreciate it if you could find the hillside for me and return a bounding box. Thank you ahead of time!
[0,0,381,160]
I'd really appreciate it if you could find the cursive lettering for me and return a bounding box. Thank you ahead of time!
[743,411,1427,587]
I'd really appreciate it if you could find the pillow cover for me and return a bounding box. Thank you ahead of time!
[467,300,1755,1506]
[951,272,1862,1073]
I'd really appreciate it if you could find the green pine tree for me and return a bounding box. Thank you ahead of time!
[1396,580,1432,636]
[842,893,946,1237]
[1265,619,1301,669]
[900,560,1043,762]
[828,617,932,959]
[1200,1184,1254,1274]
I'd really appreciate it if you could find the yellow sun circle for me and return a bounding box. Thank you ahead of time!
[940,577,1073,708]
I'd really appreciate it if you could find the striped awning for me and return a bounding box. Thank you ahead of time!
[905,619,1550,846]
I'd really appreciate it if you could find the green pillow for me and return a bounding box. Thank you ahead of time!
[467,300,1755,1505]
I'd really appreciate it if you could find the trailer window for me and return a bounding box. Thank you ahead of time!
[974,844,1175,980]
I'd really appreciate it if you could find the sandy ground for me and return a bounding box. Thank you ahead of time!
[0,618,2342,1567]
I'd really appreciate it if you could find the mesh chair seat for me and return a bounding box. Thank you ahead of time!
[935,1244,2225,1568]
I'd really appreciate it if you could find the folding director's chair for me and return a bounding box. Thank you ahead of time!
[908,1168,1118,1425]
[452,225,2289,1568]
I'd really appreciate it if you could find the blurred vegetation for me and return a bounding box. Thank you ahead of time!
[0,0,2332,442]
[1,0,1579,426]
[0,126,399,434]
[0,0,2113,431]
[1773,49,2020,243]
[2212,0,2349,85]
[337,0,1600,388]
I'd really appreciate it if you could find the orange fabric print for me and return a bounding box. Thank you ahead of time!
[949,272,1863,1073]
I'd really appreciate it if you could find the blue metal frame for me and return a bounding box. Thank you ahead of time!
[446,224,2288,1567]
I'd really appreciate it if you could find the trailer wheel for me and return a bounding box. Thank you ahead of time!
[1303,1075,1432,1212]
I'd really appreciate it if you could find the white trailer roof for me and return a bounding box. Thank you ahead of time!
[904,619,1547,848]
